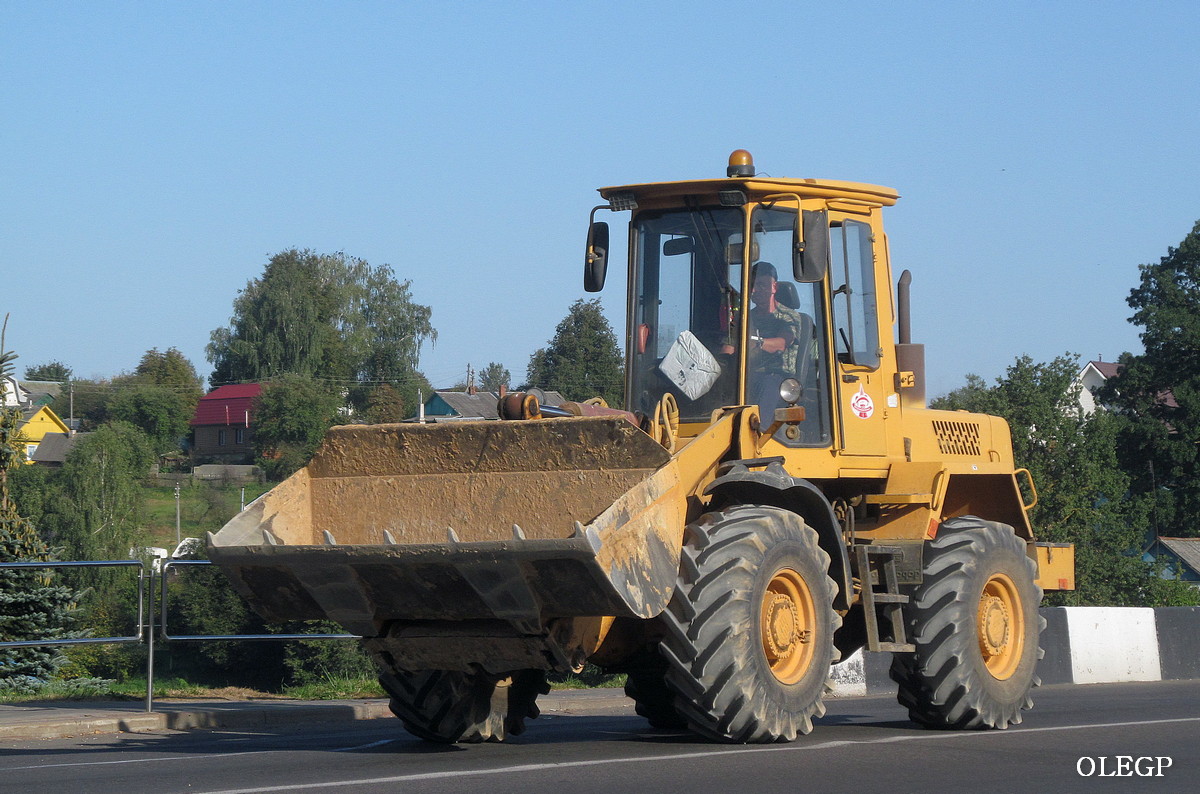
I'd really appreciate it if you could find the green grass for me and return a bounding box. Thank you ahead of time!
[550,673,626,690]
[0,675,387,704]
[140,482,271,548]
[281,676,385,700]
[0,677,128,703]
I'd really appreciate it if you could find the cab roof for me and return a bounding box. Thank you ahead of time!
[598,175,899,207]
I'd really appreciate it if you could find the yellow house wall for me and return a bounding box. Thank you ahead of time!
[19,405,70,463]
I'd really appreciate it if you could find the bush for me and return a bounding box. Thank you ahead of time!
[283,622,376,687]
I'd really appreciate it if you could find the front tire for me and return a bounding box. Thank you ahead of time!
[378,668,547,743]
[890,517,1044,729]
[624,663,688,729]
[657,505,841,743]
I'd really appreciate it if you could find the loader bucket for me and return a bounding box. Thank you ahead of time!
[207,417,684,639]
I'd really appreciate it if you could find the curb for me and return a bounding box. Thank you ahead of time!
[0,700,394,741]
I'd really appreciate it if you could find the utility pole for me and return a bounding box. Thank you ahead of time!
[174,482,181,547]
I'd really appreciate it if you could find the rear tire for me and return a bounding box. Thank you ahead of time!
[890,517,1044,729]
[379,668,547,743]
[658,505,841,743]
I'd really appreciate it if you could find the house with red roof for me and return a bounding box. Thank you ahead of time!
[191,383,262,462]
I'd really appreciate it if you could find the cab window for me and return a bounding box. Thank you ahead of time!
[830,220,880,369]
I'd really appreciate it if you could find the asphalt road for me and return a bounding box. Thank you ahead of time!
[2,681,1197,794]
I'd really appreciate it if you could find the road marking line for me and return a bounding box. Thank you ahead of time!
[196,715,1200,793]
[332,739,397,752]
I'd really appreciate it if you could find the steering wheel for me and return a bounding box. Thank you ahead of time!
[651,392,680,453]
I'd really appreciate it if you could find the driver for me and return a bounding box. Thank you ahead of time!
[749,262,804,375]
[748,261,806,415]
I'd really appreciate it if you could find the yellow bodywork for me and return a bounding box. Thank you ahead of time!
[1030,542,1076,591]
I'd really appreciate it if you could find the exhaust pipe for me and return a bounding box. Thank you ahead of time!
[895,270,926,407]
[897,270,913,345]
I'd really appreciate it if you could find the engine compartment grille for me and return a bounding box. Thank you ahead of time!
[932,420,981,456]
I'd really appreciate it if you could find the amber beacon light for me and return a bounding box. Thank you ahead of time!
[727,149,755,177]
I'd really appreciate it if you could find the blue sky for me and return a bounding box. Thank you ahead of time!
[4,1,1199,398]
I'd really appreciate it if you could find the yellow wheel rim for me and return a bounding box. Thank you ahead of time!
[977,572,1024,680]
[760,568,817,684]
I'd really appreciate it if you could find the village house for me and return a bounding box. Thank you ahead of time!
[2,374,70,462]
[190,383,261,463]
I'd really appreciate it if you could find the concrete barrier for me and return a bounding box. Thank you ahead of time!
[830,606,1200,695]
[1064,607,1161,684]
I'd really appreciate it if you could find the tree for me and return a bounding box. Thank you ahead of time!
[51,422,155,565]
[133,348,202,395]
[65,378,115,431]
[58,349,202,440]
[206,249,436,390]
[478,362,510,393]
[104,349,203,455]
[366,383,408,424]
[525,299,624,406]
[108,384,193,455]
[1103,219,1200,537]
[7,464,53,529]
[252,374,343,480]
[935,354,1197,607]
[23,361,71,383]
[0,327,78,685]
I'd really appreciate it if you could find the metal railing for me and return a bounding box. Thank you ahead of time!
[0,560,147,648]
[0,557,359,712]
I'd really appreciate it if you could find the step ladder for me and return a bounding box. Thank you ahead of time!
[854,544,915,653]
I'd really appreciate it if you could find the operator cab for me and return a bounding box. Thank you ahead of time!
[585,150,899,450]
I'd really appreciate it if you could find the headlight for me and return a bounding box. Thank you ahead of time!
[779,378,802,405]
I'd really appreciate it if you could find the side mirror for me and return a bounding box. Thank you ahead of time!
[585,221,609,292]
[794,210,829,283]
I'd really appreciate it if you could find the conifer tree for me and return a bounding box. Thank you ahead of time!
[0,318,78,685]
[525,299,624,406]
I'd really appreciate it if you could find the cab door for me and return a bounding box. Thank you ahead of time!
[829,217,888,457]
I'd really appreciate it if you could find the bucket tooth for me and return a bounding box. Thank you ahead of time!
[323,530,337,546]
[512,523,526,540]
[383,529,398,545]
[447,528,461,544]
[573,521,602,553]
[261,529,281,546]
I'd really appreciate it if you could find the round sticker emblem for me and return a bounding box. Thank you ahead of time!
[851,385,874,419]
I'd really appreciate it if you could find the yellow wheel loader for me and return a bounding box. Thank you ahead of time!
[208,151,1075,744]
